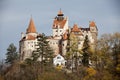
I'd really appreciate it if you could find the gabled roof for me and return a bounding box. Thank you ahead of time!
[52,19,67,29]
[71,24,80,32]
[89,21,96,27]
[26,18,37,33]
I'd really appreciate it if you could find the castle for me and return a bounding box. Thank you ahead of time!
[19,10,98,60]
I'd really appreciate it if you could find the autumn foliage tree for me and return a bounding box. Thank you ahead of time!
[66,32,80,71]
[2,33,120,80]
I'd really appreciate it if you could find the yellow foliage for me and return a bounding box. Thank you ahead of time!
[86,67,96,76]
[0,76,4,80]
[56,65,63,70]
[116,64,120,73]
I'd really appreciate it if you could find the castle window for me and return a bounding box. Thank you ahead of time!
[92,29,94,31]
[60,30,62,32]
[57,57,61,59]
[53,42,55,44]
[74,32,79,34]
[63,44,64,46]
[78,42,81,44]
[56,30,58,32]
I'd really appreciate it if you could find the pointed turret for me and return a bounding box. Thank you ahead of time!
[89,21,96,27]
[57,9,64,16]
[26,18,36,33]
[71,24,83,35]
[89,21,98,44]
[55,9,64,21]
[89,21,98,33]
[71,24,80,32]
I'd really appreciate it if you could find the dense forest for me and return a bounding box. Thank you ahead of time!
[0,32,120,80]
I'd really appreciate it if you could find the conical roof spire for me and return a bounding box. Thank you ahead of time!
[89,21,96,27]
[26,17,37,33]
[57,9,64,16]
[71,24,80,32]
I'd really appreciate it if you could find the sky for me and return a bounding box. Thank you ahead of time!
[0,0,120,60]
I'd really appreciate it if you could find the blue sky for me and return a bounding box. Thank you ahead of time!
[0,0,120,60]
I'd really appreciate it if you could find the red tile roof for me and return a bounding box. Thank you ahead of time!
[26,18,37,33]
[89,21,96,27]
[20,35,36,41]
[63,32,68,40]
[27,35,36,40]
[53,19,67,28]
[71,24,80,32]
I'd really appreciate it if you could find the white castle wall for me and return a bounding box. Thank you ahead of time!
[48,39,60,55]
[52,18,68,37]
[20,33,38,60]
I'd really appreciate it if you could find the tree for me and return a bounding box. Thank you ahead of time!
[94,32,120,80]
[30,33,54,71]
[82,35,91,67]
[5,43,18,64]
[66,33,80,71]
[111,33,120,78]
[22,33,54,79]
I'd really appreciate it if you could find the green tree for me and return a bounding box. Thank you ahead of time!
[31,33,54,70]
[5,43,18,64]
[82,35,90,67]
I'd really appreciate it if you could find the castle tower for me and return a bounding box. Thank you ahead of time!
[71,24,84,49]
[52,9,69,37]
[19,17,38,61]
[48,10,69,56]
[26,18,37,37]
[89,21,98,43]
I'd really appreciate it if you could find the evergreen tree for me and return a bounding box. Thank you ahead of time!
[30,33,54,68]
[82,35,90,67]
[5,43,18,64]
